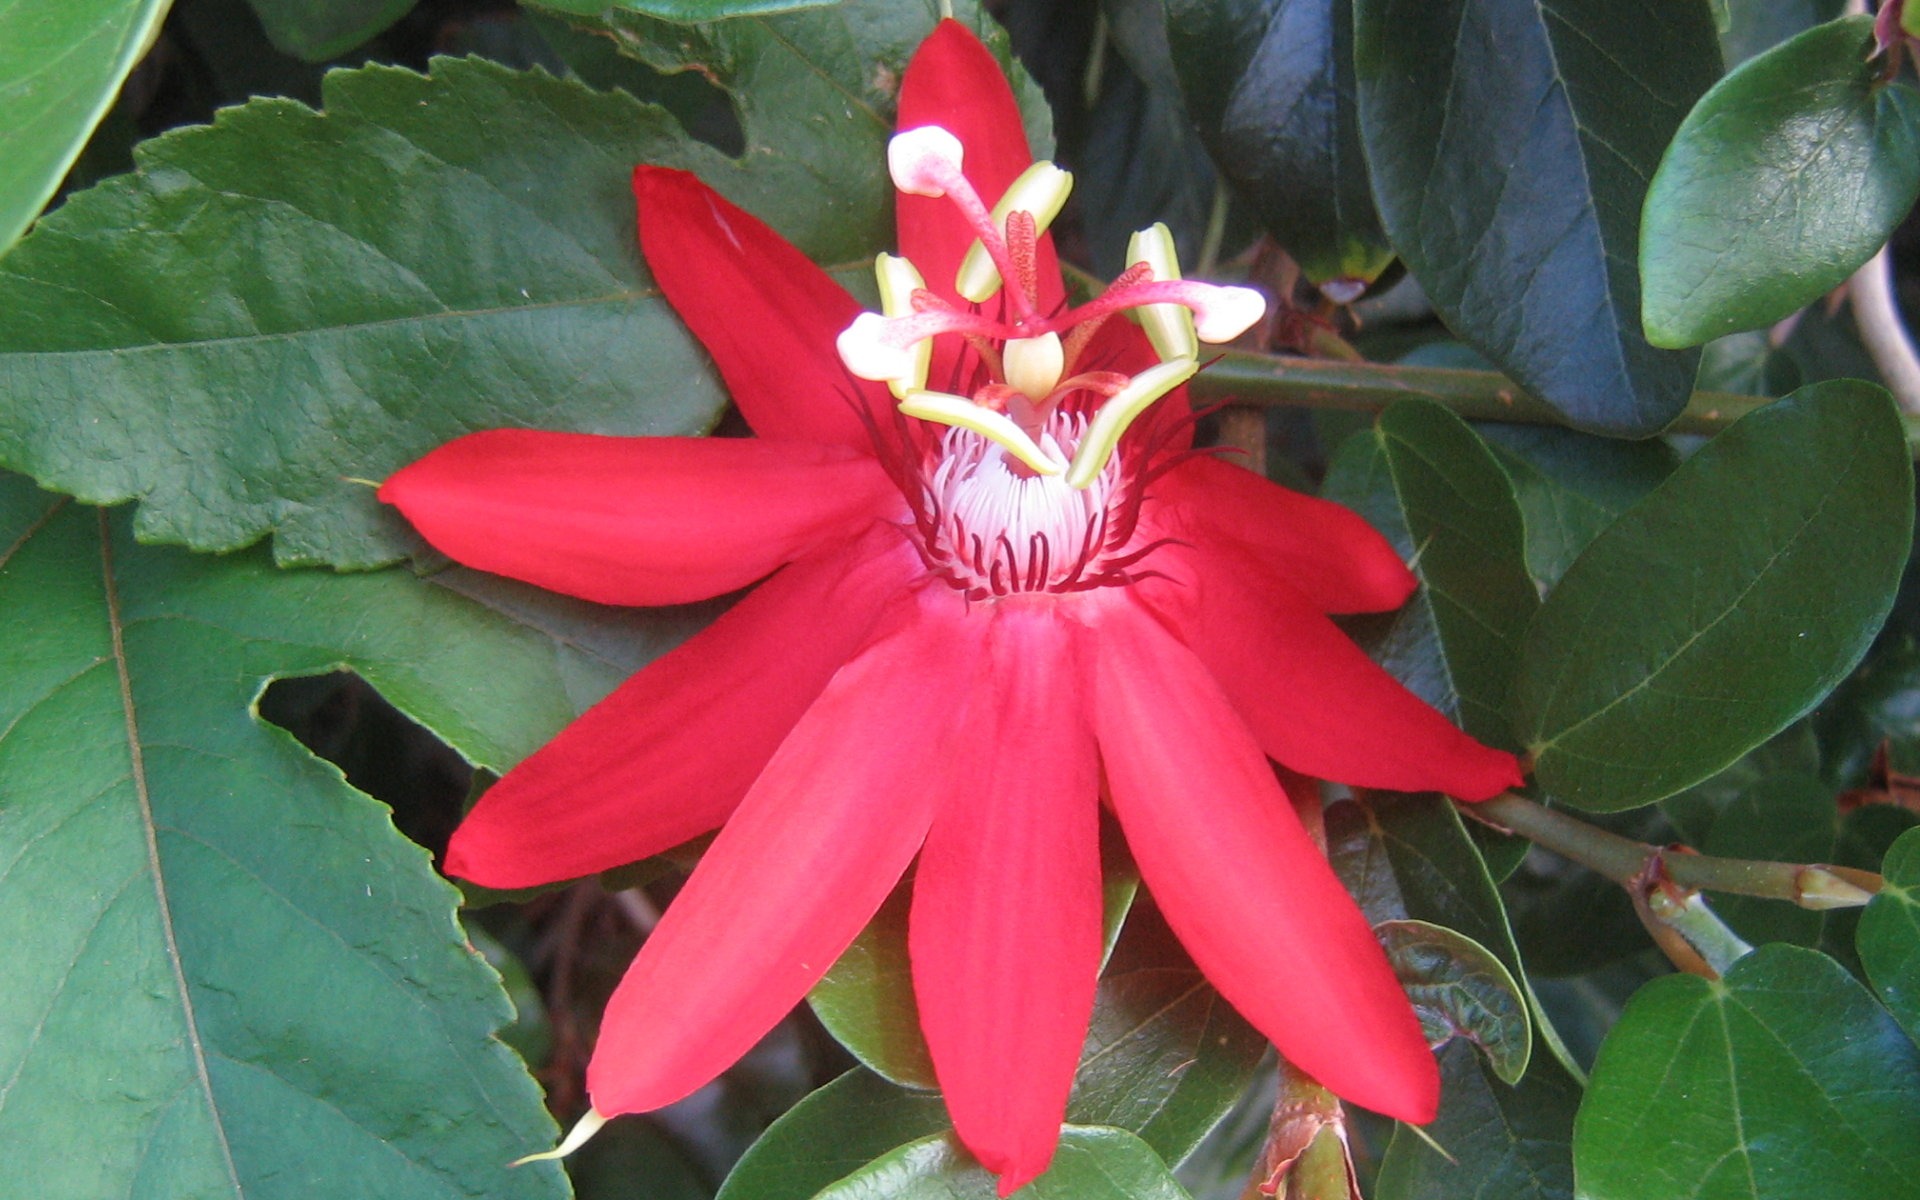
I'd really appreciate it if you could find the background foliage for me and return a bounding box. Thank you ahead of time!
[2,0,1918,1198]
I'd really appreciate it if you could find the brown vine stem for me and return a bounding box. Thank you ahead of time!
[1187,350,1920,454]
[1471,792,1883,910]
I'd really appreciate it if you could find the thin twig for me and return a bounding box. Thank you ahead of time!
[1851,243,1920,414]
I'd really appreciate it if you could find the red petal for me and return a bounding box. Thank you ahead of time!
[587,590,985,1115]
[1145,538,1522,800]
[380,429,900,606]
[910,607,1101,1194]
[897,21,1065,318]
[634,166,889,447]
[443,525,920,888]
[1154,455,1416,614]
[1088,600,1440,1122]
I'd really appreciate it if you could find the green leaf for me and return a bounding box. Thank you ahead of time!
[1374,1041,1581,1200]
[533,0,837,22]
[1068,902,1266,1164]
[1320,400,1538,748]
[1858,826,1920,1046]
[0,59,733,569]
[1165,0,1394,292]
[0,0,171,260]
[1574,944,1920,1200]
[242,0,415,60]
[810,859,1139,1092]
[0,484,567,1198]
[717,1070,951,1200]
[1477,424,1679,592]
[812,1126,1191,1200]
[1642,16,1920,348]
[1352,0,1720,435]
[1379,919,1531,1084]
[1512,380,1915,811]
[1,1,1030,570]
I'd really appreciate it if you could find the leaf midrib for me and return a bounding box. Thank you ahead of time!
[101,508,243,1196]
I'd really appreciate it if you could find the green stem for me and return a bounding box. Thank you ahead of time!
[1191,350,1920,450]
[1474,793,1882,909]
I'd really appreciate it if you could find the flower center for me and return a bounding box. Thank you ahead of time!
[912,409,1161,599]
[836,125,1267,488]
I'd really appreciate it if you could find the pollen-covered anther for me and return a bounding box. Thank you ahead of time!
[888,126,967,197]
[1065,358,1198,490]
[898,388,1065,477]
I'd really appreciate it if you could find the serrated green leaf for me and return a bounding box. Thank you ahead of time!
[716,1070,951,1200]
[243,0,414,60]
[1352,0,1719,435]
[812,1126,1191,1200]
[1513,380,1915,811]
[1320,400,1537,747]
[1374,1041,1580,1200]
[0,483,567,1199]
[1378,919,1531,1084]
[0,0,170,261]
[1,1,1030,570]
[1165,0,1393,291]
[1858,826,1920,1046]
[0,59,733,569]
[1642,16,1920,348]
[1574,944,1920,1200]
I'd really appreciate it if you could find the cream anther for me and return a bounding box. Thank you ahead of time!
[1126,224,1199,363]
[888,126,966,197]
[1065,358,1197,489]
[956,161,1074,303]
[898,388,1065,477]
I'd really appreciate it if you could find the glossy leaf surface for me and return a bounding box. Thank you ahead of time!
[1321,401,1537,747]
[1374,1041,1580,1200]
[1575,945,1920,1200]
[1166,0,1393,290]
[1353,0,1720,434]
[1513,381,1914,810]
[1858,826,1920,1046]
[812,1126,1192,1200]
[1642,16,1920,347]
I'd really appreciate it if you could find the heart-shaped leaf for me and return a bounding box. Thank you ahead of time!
[1574,944,1920,1200]
[1642,16,1920,348]
[1512,380,1914,811]
[1353,0,1721,434]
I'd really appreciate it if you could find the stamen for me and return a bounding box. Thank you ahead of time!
[955,160,1073,304]
[1052,279,1266,346]
[1127,223,1199,362]
[1004,332,1064,402]
[898,388,1066,476]
[1065,358,1197,489]
[837,307,1013,384]
[873,254,932,397]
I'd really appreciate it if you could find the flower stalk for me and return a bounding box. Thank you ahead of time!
[1189,351,1920,453]
[1471,792,1883,910]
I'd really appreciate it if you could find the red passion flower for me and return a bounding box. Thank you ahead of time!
[380,19,1523,1193]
